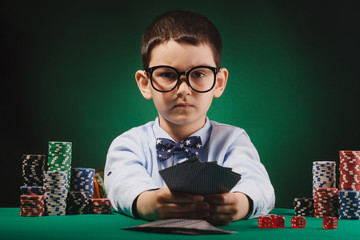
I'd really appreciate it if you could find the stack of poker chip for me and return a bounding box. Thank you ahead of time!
[66,168,95,214]
[22,154,46,186]
[312,161,336,196]
[339,151,360,191]
[313,187,339,218]
[20,186,44,195]
[66,191,90,214]
[43,171,68,215]
[70,168,95,198]
[293,197,314,216]
[20,195,45,217]
[339,190,360,219]
[48,141,72,191]
[89,198,112,214]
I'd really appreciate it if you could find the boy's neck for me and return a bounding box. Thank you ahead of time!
[158,116,206,142]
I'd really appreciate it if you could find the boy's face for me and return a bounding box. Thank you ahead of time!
[136,40,228,137]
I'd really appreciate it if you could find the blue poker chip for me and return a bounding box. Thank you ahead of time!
[20,186,44,195]
[338,190,360,218]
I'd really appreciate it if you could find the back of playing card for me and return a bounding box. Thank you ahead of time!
[159,156,241,195]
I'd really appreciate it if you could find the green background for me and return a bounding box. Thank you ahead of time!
[1,0,359,208]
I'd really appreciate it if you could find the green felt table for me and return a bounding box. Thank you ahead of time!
[1,208,359,240]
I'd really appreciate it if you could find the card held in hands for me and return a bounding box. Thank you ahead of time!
[159,156,241,195]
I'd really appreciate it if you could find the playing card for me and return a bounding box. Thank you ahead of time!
[159,156,241,194]
[123,218,236,235]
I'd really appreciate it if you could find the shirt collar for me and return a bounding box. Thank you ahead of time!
[153,117,212,147]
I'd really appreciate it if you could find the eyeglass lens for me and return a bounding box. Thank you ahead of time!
[151,67,215,92]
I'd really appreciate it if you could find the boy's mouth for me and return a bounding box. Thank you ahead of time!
[174,103,193,108]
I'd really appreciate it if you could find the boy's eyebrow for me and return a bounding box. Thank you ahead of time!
[150,64,217,71]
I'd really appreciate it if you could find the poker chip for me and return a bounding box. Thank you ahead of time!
[20,186,44,195]
[339,151,360,191]
[22,154,46,186]
[43,171,69,216]
[70,168,95,198]
[339,190,360,219]
[293,197,314,216]
[20,195,45,217]
[66,191,90,215]
[313,187,339,218]
[312,161,336,196]
[48,141,72,191]
[89,198,112,214]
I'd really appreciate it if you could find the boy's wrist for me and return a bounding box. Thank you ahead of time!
[243,194,254,219]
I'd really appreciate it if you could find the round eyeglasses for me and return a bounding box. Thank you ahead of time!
[145,65,220,93]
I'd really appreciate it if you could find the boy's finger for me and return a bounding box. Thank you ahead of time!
[161,202,209,213]
[160,190,204,203]
[208,203,237,215]
[203,193,232,204]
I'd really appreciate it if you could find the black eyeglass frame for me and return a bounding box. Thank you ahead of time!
[145,65,221,93]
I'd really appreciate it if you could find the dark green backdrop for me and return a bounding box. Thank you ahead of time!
[2,0,359,208]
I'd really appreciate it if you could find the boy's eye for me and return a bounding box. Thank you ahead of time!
[153,68,178,80]
[191,71,206,78]
[160,72,177,79]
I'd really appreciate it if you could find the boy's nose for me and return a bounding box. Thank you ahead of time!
[176,76,191,95]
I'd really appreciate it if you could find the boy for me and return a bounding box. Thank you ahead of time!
[105,10,275,226]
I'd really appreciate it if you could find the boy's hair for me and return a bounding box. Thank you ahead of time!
[141,10,222,69]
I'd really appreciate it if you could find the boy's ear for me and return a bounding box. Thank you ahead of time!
[213,68,228,98]
[135,70,152,100]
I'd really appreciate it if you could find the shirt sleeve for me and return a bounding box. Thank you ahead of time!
[209,123,275,218]
[104,126,158,217]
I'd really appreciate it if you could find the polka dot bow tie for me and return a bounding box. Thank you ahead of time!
[156,136,202,161]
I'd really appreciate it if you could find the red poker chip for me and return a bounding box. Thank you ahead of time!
[314,204,338,209]
[314,206,338,211]
[313,195,338,200]
[20,206,45,211]
[20,195,44,200]
[314,188,338,192]
[314,191,338,196]
[339,183,360,188]
[339,151,360,156]
[20,199,44,204]
[314,199,339,205]
[339,167,360,172]
[89,198,112,206]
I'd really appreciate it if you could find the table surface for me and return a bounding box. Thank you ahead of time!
[1,208,359,240]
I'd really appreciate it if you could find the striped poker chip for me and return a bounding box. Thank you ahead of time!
[339,190,360,219]
[313,188,339,218]
[20,186,44,195]
[312,161,336,196]
[70,168,95,198]
[48,141,72,156]
[22,154,46,186]
[89,198,112,214]
[48,141,72,192]
[66,191,90,215]
[339,151,360,191]
[43,171,69,216]
[20,195,45,217]
[293,197,314,216]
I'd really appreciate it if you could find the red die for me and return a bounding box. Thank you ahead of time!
[272,215,285,228]
[291,216,306,228]
[258,216,273,228]
[323,217,338,229]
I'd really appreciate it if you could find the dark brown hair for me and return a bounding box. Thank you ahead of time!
[141,10,222,69]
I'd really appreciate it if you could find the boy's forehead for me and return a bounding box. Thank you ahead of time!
[149,40,216,68]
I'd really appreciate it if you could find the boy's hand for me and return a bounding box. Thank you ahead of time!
[136,188,210,221]
[203,192,250,226]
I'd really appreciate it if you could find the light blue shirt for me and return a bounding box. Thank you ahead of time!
[105,117,275,218]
